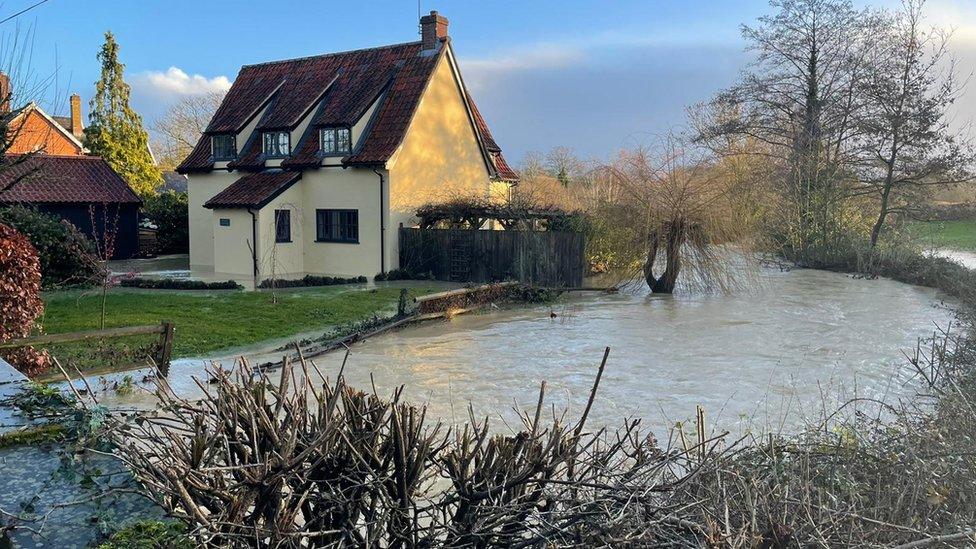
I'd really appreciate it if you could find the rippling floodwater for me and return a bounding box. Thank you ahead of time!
[100,267,955,437]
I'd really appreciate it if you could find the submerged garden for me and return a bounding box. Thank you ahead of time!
[2,0,976,546]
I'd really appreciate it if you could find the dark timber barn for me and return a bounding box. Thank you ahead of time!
[0,154,142,259]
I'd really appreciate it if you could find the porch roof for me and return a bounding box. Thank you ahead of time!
[203,171,301,209]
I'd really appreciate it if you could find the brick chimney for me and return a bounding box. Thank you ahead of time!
[420,10,448,52]
[0,72,11,114]
[69,94,83,138]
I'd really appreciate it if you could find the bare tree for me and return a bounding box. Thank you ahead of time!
[698,0,880,259]
[854,0,975,247]
[151,91,224,170]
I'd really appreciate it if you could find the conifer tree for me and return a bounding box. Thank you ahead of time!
[84,31,161,196]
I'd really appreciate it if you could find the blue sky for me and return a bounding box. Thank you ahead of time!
[7,0,976,164]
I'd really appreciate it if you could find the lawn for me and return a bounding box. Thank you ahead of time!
[39,284,440,368]
[910,220,976,251]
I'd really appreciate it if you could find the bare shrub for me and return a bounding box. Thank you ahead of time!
[113,351,716,547]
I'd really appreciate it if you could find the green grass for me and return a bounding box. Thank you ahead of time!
[40,285,439,366]
[910,220,976,251]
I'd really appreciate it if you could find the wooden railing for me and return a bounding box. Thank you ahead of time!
[0,321,176,377]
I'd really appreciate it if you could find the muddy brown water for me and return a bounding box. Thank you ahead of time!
[92,267,955,438]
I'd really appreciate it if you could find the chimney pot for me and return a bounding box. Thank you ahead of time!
[70,94,83,139]
[420,10,448,51]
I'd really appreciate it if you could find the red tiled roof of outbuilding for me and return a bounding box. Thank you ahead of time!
[0,154,141,204]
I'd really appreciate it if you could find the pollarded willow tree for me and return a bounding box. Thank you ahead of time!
[85,31,162,197]
[854,0,974,248]
[608,136,748,294]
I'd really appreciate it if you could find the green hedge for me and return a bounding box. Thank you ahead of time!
[258,274,368,289]
[374,268,434,281]
[118,278,242,290]
[0,205,99,288]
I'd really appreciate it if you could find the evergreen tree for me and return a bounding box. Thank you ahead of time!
[84,31,162,196]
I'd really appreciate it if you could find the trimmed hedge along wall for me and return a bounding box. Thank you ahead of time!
[258,275,368,289]
[119,278,242,290]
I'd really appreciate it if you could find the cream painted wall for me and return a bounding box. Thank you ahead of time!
[187,171,240,270]
[300,167,385,277]
[211,209,255,281]
[386,47,496,266]
[256,184,304,280]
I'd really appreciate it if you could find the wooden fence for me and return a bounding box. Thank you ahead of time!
[0,321,175,378]
[399,228,586,287]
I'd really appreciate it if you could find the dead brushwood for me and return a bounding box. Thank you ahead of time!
[111,348,722,547]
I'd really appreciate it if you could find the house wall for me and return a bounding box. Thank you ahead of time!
[256,183,304,280]
[299,167,384,278]
[187,170,239,271]
[386,50,495,265]
[8,110,83,155]
[211,208,256,281]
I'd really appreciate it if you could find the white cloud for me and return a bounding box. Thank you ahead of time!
[132,67,232,99]
[464,43,584,75]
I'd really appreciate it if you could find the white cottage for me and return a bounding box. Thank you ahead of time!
[178,11,518,286]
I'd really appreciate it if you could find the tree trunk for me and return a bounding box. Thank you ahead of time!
[645,223,684,294]
[643,232,660,290]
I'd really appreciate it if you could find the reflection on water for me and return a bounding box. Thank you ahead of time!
[99,268,954,438]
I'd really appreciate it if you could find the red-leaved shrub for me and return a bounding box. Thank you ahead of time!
[0,222,50,376]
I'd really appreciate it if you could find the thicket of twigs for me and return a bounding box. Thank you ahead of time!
[111,350,722,547]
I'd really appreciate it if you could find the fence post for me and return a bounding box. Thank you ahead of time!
[156,321,175,377]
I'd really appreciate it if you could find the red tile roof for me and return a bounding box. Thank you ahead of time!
[178,38,518,183]
[0,154,141,204]
[203,171,301,209]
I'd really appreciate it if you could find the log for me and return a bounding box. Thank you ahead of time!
[413,281,519,303]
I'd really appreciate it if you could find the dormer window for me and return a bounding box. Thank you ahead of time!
[320,127,351,156]
[212,134,237,160]
[263,131,290,158]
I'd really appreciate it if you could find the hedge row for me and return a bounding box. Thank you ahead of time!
[119,278,242,290]
[373,268,434,282]
[258,275,368,289]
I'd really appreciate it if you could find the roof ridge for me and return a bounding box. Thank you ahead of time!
[8,153,105,160]
[241,40,422,69]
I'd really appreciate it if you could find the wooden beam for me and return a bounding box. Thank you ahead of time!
[0,324,165,349]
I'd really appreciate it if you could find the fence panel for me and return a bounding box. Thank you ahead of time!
[399,228,585,287]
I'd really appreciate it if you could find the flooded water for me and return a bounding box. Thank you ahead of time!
[96,267,954,438]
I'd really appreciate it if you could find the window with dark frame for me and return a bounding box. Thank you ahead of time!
[315,209,358,243]
[263,131,290,157]
[274,210,291,243]
[319,127,351,155]
[212,134,237,160]
[218,218,231,227]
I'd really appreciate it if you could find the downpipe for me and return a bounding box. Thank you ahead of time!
[373,168,386,275]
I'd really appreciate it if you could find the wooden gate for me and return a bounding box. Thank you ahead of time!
[398,228,586,287]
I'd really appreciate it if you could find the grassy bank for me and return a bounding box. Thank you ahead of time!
[910,220,976,251]
[39,284,440,369]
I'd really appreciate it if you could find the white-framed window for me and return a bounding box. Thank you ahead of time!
[320,127,351,156]
[263,131,290,158]
[212,134,237,160]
